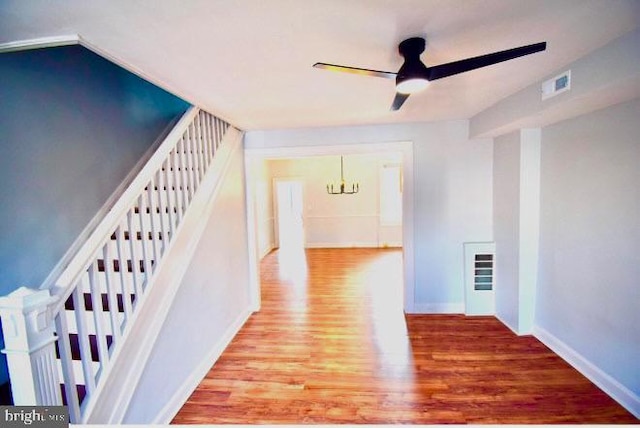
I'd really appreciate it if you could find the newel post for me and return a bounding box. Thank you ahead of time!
[0,286,62,405]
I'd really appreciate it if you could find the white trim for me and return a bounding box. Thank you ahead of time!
[412,303,465,314]
[305,242,381,249]
[496,313,521,336]
[533,324,640,418]
[243,149,262,313]
[0,35,79,53]
[152,306,253,424]
[259,243,276,260]
[305,214,379,220]
[247,141,409,158]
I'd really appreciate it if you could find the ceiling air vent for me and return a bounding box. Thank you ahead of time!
[541,70,571,100]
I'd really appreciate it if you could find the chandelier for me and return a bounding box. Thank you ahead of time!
[326,156,359,195]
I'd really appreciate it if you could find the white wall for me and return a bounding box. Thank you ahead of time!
[268,153,402,248]
[535,98,640,411]
[493,129,541,335]
[248,157,275,258]
[122,134,253,423]
[246,120,493,312]
[493,131,521,330]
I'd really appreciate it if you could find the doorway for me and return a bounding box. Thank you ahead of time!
[274,179,305,251]
[244,141,415,313]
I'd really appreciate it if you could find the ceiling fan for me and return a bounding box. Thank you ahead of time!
[313,37,546,111]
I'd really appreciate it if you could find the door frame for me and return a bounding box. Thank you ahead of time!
[245,140,415,313]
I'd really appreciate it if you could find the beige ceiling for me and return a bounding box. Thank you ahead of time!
[1,0,639,130]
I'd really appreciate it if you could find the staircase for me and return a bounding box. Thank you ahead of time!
[0,107,240,423]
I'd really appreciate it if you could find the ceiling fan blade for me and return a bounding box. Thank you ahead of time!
[313,62,397,79]
[426,42,546,81]
[391,92,410,111]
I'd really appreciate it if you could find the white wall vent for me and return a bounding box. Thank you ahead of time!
[541,70,571,100]
[464,242,496,315]
[473,253,494,291]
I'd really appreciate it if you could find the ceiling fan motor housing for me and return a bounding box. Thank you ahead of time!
[396,37,430,91]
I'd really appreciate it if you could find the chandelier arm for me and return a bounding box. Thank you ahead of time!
[326,155,360,195]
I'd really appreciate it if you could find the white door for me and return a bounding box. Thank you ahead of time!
[464,242,496,315]
[275,180,305,250]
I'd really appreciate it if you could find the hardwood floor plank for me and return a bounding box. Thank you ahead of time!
[172,248,638,424]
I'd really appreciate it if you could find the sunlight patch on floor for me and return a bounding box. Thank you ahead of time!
[359,250,415,379]
[277,244,308,313]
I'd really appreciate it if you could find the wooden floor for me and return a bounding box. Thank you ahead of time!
[173,248,637,424]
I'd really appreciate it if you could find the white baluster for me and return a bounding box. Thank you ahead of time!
[196,113,207,177]
[154,170,167,254]
[102,243,122,342]
[182,134,195,204]
[170,148,184,226]
[114,225,133,319]
[191,122,201,190]
[202,113,212,165]
[71,287,96,395]
[0,287,62,406]
[126,210,142,302]
[136,194,153,290]
[217,119,224,146]
[146,179,161,266]
[54,308,80,422]
[209,115,217,158]
[213,118,220,150]
[162,159,175,241]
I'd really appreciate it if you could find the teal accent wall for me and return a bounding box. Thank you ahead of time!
[0,45,190,390]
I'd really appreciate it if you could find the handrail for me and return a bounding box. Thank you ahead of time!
[49,107,198,309]
[1,106,231,423]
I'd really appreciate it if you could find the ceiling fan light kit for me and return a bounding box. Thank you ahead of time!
[313,36,546,111]
[396,78,429,94]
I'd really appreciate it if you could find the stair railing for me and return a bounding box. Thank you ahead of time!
[0,107,230,422]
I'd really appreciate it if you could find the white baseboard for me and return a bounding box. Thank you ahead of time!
[496,313,521,336]
[153,306,253,424]
[306,242,381,249]
[411,302,464,314]
[0,35,79,52]
[533,324,640,419]
[259,243,276,259]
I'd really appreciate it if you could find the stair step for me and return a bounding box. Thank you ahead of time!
[60,383,87,408]
[55,333,114,363]
[143,185,192,192]
[64,292,137,313]
[110,230,166,241]
[96,258,155,273]
[132,206,179,215]
[160,166,201,172]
